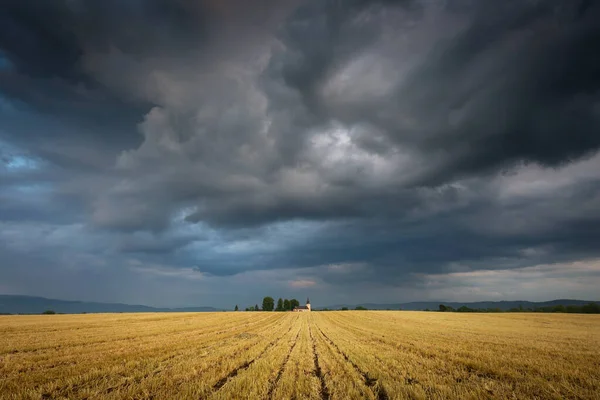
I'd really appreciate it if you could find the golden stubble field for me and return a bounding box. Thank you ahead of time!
[1,311,599,400]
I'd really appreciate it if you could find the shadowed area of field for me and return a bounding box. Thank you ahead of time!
[1,312,599,399]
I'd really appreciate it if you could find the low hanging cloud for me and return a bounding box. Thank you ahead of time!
[289,279,318,289]
[415,259,600,302]
[1,0,599,307]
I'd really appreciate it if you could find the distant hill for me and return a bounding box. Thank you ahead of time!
[0,295,221,314]
[319,299,599,311]
[2,295,597,315]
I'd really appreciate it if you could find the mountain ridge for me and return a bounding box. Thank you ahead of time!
[0,295,221,314]
[2,295,598,314]
[319,299,599,311]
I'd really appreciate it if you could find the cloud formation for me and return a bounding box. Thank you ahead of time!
[1,0,599,307]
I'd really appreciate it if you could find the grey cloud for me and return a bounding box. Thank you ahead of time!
[0,0,210,78]
[0,0,225,169]
[1,0,600,306]
[96,0,600,232]
[115,232,201,254]
[301,0,600,183]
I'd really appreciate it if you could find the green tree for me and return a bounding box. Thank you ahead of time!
[42,310,56,315]
[341,307,348,311]
[553,305,566,313]
[439,304,447,312]
[262,297,275,311]
[255,304,260,311]
[355,306,367,310]
[283,299,291,311]
[290,299,300,310]
[276,298,284,311]
[582,303,600,314]
[234,305,239,311]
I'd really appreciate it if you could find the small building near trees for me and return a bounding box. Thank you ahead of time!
[293,298,311,312]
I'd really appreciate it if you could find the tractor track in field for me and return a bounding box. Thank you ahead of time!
[47,316,286,398]
[314,324,389,400]
[210,324,295,394]
[266,327,302,399]
[309,323,331,400]
[322,315,505,386]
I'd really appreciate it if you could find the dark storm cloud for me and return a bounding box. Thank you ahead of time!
[115,232,201,254]
[0,0,209,78]
[276,0,600,184]
[169,0,600,230]
[183,168,600,283]
[1,0,600,306]
[0,0,206,127]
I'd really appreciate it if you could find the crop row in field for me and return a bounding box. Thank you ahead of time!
[1,311,599,399]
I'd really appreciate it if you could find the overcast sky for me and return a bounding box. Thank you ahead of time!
[1,0,599,308]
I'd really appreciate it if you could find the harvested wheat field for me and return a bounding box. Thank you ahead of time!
[1,311,599,400]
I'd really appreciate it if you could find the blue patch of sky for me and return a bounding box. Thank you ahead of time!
[6,155,38,170]
[1,139,43,171]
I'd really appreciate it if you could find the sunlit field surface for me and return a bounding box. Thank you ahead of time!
[1,311,599,399]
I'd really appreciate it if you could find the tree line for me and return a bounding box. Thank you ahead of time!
[432,303,600,314]
[234,297,301,312]
[233,300,373,312]
[320,306,368,311]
